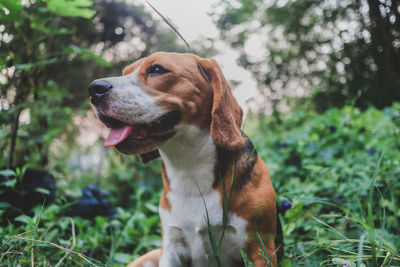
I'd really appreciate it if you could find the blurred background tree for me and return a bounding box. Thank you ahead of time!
[212,0,400,113]
[0,0,186,170]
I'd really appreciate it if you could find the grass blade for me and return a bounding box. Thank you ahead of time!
[196,183,222,267]
[357,233,365,267]
[145,0,190,48]
[367,149,386,266]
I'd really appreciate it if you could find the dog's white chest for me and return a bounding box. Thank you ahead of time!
[159,190,248,267]
[158,125,248,266]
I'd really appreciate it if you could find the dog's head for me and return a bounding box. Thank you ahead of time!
[89,52,245,162]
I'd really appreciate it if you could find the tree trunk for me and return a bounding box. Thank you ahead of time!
[7,109,21,170]
[367,0,400,73]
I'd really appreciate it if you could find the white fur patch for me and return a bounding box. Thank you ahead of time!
[142,261,157,267]
[159,125,216,195]
[158,125,248,267]
[99,66,165,124]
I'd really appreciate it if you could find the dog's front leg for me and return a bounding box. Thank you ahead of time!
[159,245,188,267]
[159,226,190,267]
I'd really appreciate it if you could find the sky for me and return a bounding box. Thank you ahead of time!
[145,0,259,113]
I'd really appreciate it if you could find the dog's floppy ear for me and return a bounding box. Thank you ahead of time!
[197,57,245,151]
[139,150,160,163]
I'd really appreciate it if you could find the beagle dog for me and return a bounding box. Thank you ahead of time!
[88,52,279,267]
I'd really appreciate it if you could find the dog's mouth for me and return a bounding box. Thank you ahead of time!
[100,110,181,148]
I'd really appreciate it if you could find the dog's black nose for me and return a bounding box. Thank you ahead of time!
[88,80,112,105]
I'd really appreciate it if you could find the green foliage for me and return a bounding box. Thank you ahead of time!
[0,1,187,264]
[247,103,400,265]
[0,199,161,266]
[1,100,399,265]
[46,0,95,19]
[213,0,400,111]
[0,0,23,21]
[0,0,104,169]
[0,0,187,170]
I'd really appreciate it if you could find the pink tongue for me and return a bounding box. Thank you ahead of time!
[104,125,133,147]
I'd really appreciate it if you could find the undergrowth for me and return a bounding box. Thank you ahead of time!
[250,103,400,266]
[1,103,399,266]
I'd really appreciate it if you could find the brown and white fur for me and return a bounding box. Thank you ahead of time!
[88,52,278,267]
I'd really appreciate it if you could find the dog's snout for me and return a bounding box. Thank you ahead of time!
[88,80,112,105]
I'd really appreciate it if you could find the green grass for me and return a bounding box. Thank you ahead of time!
[1,103,399,266]
[250,103,400,266]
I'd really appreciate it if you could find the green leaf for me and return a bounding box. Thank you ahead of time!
[0,202,11,209]
[14,214,32,225]
[285,202,303,220]
[145,203,159,213]
[64,45,111,67]
[15,57,59,71]
[0,169,16,177]
[30,21,74,35]
[1,178,16,188]
[114,253,130,264]
[279,259,292,267]
[46,0,95,19]
[35,187,50,195]
[144,215,159,228]
[0,0,23,21]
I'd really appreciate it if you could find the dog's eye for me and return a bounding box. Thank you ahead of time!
[147,64,170,77]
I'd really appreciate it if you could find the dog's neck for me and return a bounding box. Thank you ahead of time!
[159,125,216,195]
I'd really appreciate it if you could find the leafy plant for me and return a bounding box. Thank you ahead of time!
[248,103,400,265]
[213,0,400,112]
[0,0,100,170]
